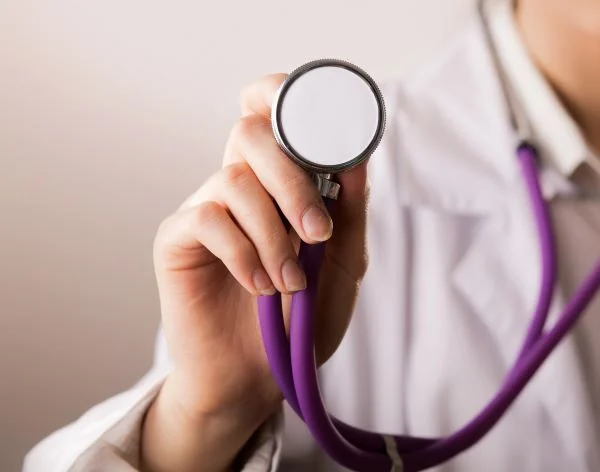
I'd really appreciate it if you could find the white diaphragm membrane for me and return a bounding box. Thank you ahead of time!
[276,65,382,170]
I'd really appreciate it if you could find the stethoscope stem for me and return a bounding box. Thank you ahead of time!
[258,143,600,471]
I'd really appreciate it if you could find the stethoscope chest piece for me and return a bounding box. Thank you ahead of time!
[272,59,386,198]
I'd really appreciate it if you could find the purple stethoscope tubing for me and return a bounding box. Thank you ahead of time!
[257,141,600,471]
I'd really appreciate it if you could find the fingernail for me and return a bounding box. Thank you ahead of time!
[281,259,307,293]
[253,268,276,295]
[302,206,333,241]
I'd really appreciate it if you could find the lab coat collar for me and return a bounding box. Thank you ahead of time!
[385,7,582,218]
[389,1,590,214]
[487,0,590,177]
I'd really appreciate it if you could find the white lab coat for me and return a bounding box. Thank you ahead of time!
[24,11,600,472]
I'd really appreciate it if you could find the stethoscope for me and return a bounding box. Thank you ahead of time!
[257,0,600,470]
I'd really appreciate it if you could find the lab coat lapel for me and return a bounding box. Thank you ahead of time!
[390,17,597,463]
[451,159,595,468]
[452,164,539,372]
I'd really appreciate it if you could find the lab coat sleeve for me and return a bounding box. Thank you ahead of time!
[23,329,284,472]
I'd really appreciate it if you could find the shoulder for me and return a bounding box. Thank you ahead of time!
[371,17,514,215]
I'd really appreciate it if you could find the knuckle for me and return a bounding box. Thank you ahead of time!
[220,161,253,189]
[193,201,223,229]
[231,114,268,145]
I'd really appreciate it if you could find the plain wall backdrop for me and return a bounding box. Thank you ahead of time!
[0,0,473,470]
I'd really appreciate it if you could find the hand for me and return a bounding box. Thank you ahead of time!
[141,73,370,472]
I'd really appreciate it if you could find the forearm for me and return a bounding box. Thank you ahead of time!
[140,370,268,472]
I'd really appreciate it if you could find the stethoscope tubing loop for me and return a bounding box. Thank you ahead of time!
[259,148,600,471]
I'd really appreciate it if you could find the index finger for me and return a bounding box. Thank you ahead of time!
[239,73,287,118]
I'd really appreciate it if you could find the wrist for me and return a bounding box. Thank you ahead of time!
[140,369,278,472]
[167,367,281,430]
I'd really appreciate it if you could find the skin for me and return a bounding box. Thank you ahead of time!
[141,2,600,472]
[516,0,600,151]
